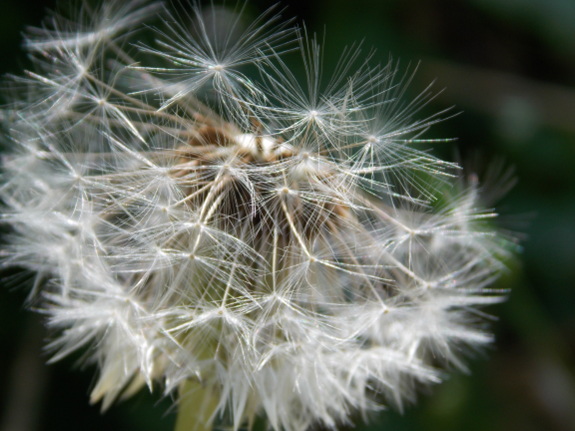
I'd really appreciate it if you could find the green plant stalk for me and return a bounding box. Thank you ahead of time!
[175,379,220,431]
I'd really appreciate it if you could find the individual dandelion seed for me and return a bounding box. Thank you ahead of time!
[0,1,516,431]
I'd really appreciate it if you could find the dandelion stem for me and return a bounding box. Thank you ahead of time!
[175,379,219,431]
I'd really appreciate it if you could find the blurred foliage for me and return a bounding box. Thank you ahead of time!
[1,0,574,430]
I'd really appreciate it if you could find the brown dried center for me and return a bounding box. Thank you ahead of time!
[172,126,351,242]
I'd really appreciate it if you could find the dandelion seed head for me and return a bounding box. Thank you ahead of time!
[1,1,515,431]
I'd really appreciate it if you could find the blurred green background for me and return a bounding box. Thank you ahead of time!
[1,0,574,430]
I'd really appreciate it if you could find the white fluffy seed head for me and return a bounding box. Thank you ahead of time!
[0,1,515,430]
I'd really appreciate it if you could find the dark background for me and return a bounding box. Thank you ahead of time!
[1,0,574,430]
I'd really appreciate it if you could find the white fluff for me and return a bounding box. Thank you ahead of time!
[0,1,513,430]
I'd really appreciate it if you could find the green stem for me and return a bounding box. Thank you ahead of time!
[175,379,220,431]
